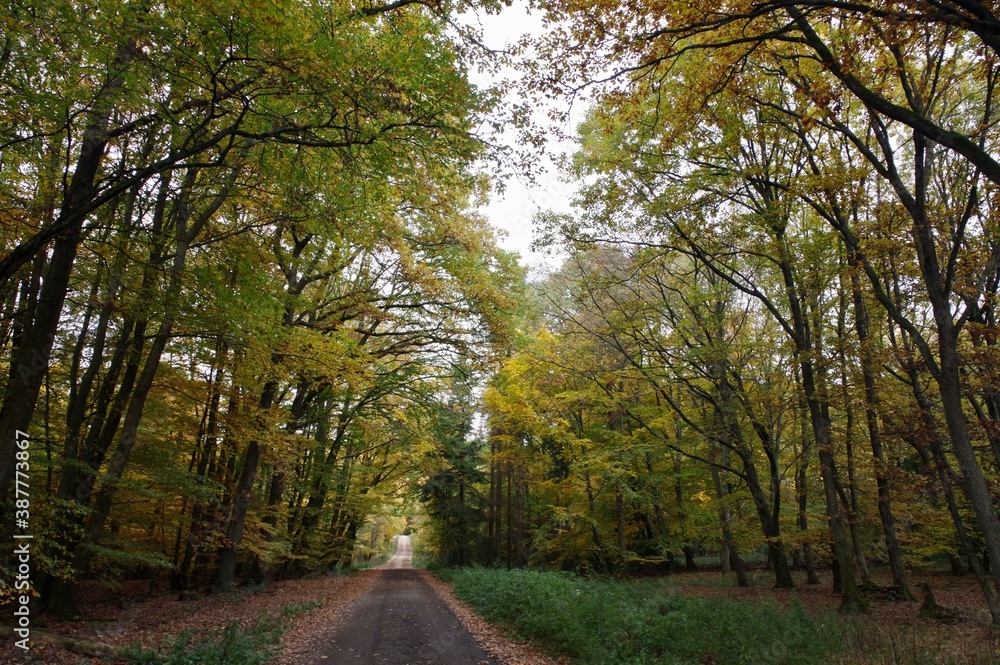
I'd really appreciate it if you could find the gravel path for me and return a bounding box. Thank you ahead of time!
[301,536,500,665]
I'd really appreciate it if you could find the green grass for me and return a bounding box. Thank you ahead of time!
[123,601,322,665]
[440,568,841,665]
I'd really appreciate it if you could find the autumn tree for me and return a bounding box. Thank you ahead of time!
[525,0,999,620]
[1,0,522,612]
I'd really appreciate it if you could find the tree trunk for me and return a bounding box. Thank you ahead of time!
[842,401,871,585]
[616,488,628,577]
[792,369,820,585]
[213,380,277,591]
[0,38,135,503]
[174,341,226,590]
[849,262,912,598]
[809,374,867,613]
[935,333,1000,616]
[515,464,529,567]
[672,452,698,572]
[214,439,262,591]
[908,132,1000,617]
[248,379,311,581]
[710,453,748,587]
[772,228,865,612]
[898,349,1000,617]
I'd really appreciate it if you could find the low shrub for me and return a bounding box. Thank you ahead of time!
[446,568,840,665]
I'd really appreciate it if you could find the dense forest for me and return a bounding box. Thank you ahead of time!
[0,0,521,618]
[3,0,1000,638]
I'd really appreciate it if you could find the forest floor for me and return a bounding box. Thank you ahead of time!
[0,564,996,664]
[1,572,377,664]
[662,566,998,664]
[0,537,558,665]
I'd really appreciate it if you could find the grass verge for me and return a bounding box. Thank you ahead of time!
[440,568,841,665]
[123,600,322,665]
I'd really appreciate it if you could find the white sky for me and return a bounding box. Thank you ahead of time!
[460,0,585,271]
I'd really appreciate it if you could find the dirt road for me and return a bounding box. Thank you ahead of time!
[303,536,500,665]
[377,534,413,570]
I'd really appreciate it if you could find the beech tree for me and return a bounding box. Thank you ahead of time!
[517,0,999,622]
[0,0,496,503]
[1,0,522,612]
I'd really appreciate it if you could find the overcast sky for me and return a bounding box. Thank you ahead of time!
[460,0,583,271]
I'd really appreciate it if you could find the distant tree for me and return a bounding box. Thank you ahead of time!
[419,376,488,566]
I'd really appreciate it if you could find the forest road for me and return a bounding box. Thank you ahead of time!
[303,535,500,665]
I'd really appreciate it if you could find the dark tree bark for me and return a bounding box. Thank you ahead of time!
[848,252,913,599]
[0,37,138,503]
[213,380,277,591]
[774,228,866,612]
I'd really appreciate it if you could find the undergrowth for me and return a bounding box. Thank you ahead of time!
[123,600,322,665]
[440,568,841,665]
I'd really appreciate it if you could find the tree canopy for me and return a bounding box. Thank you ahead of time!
[3,0,1000,631]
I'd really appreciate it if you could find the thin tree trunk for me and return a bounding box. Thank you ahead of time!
[770,224,866,611]
[516,464,528,568]
[672,452,698,572]
[175,342,226,590]
[249,379,312,581]
[710,450,748,587]
[849,260,912,598]
[842,399,871,585]
[792,362,820,585]
[616,488,628,577]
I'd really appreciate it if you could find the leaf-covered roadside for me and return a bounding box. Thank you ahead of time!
[124,601,322,665]
[0,572,376,664]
